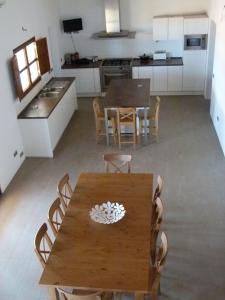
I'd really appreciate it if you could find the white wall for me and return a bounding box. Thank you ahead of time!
[208,0,225,155]
[58,0,209,60]
[0,0,61,192]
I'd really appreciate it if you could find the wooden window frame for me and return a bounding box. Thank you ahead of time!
[12,37,41,100]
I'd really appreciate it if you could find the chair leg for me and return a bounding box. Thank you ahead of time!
[111,118,117,145]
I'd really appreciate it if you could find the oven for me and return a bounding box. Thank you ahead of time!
[100,59,132,91]
[184,34,207,50]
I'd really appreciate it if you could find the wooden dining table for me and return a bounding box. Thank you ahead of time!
[103,79,151,145]
[39,173,154,300]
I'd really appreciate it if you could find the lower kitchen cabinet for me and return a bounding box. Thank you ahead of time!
[152,67,168,92]
[133,67,153,91]
[19,81,77,158]
[183,50,207,92]
[61,68,101,96]
[168,66,183,92]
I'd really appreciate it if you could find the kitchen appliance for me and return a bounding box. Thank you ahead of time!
[63,18,83,33]
[100,58,132,91]
[92,0,136,39]
[140,54,150,62]
[184,34,207,50]
[153,51,167,60]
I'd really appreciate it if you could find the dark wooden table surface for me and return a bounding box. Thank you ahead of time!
[103,79,150,108]
[103,79,151,145]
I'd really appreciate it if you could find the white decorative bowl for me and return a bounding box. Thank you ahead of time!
[89,201,126,224]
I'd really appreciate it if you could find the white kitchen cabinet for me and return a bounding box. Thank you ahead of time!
[61,68,101,96]
[152,67,168,92]
[168,66,183,92]
[132,67,139,79]
[168,17,184,40]
[183,50,207,92]
[19,80,77,158]
[184,17,209,35]
[132,67,153,91]
[153,17,168,41]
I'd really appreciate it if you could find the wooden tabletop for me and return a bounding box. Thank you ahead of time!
[39,173,153,293]
[103,79,150,108]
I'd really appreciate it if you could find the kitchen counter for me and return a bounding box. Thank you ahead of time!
[18,77,75,119]
[132,57,183,67]
[62,61,102,69]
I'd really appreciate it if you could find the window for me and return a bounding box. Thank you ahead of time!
[12,37,41,100]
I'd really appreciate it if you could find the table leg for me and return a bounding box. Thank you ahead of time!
[48,287,58,300]
[135,292,145,300]
[144,107,148,145]
[104,108,109,146]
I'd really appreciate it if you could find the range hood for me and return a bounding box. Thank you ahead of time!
[92,0,136,39]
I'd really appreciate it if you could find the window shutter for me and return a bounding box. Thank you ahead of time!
[11,55,23,99]
[36,37,51,75]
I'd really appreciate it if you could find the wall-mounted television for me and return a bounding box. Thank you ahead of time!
[63,18,83,33]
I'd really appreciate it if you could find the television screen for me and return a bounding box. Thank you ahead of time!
[63,18,83,33]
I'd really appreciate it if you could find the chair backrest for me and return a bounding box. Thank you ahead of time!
[117,107,136,125]
[57,288,101,300]
[34,223,53,268]
[103,153,132,173]
[154,96,161,128]
[151,232,168,292]
[93,98,102,120]
[48,197,65,237]
[156,232,168,271]
[153,175,163,202]
[57,174,73,212]
[154,197,163,230]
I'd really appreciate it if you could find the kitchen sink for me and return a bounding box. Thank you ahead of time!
[39,91,60,98]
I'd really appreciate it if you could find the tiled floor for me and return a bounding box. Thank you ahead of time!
[0,96,225,300]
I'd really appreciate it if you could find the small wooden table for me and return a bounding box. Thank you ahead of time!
[103,79,151,145]
[39,173,154,300]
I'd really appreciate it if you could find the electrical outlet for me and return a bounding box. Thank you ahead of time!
[217,116,220,122]
[13,150,18,157]
[20,151,24,158]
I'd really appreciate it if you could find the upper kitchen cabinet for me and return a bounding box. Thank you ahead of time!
[153,17,184,41]
[184,16,209,35]
[168,17,184,40]
[153,17,168,41]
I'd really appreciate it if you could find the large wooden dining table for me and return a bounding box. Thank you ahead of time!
[103,79,151,145]
[39,173,154,300]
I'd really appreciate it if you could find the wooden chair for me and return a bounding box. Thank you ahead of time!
[117,107,137,149]
[34,223,53,268]
[57,288,102,300]
[150,232,168,300]
[57,173,73,212]
[48,197,65,237]
[93,98,117,144]
[139,96,161,142]
[151,197,164,264]
[103,153,132,173]
[153,175,163,203]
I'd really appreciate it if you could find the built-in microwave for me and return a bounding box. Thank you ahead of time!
[184,34,207,50]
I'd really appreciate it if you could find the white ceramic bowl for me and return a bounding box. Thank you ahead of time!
[89,201,126,224]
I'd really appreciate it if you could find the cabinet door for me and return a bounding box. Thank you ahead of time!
[77,69,95,94]
[132,67,139,79]
[153,18,168,41]
[168,66,183,91]
[138,67,153,91]
[184,17,209,34]
[152,67,168,92]
[93,68,101,93]
[183,50,207,91]
[168,17,184,40]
